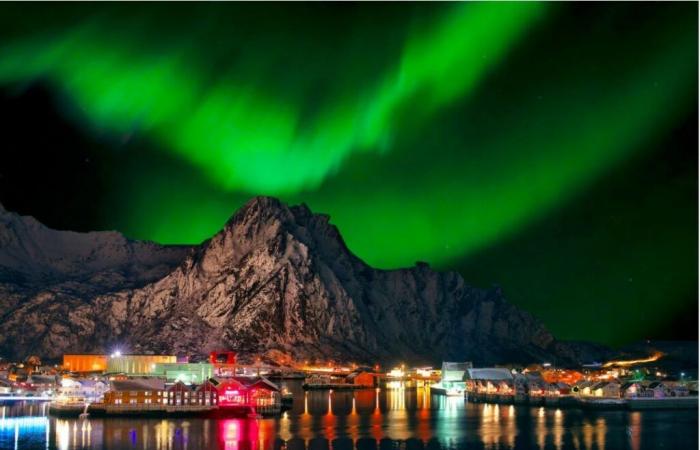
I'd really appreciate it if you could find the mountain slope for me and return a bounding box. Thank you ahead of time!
[0,203,190,287]
[0,197,601,365]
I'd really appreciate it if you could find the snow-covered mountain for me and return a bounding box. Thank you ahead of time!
[0,203,190,287]
[0,198,606,365]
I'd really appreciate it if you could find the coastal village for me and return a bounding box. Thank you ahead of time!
[0,348,697,418]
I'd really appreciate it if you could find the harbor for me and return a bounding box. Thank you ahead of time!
[1,380,698,450]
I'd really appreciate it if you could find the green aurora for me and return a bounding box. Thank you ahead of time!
[0,3,696,345]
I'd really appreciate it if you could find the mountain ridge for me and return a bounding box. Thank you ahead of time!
[0,197,609,366]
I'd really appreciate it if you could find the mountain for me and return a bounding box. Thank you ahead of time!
[0,197,608,366]
[0,203,189,287]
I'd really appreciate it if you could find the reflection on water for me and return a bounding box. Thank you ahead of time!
[0,382,697,450]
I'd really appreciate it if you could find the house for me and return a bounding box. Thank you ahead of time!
[209,377,249,406]
[497,380,514,394]
[668,383,690,397]
[571,380,594,396]
[555,382,571,395]
[646,382,666,398]
[621,382,645,398]
[59,378,107,402]
[528,381,547,396]
[165,381,193,405]
[591,381,621,398]
[545,383,571,396]
[346,370,376,387]
[465,368,513,393]
[204,376,280,413]
[195,380,219,406]
[441,362,472,389]
[245,377,281,409]
[0,378,11,394]
[103,379,165,405]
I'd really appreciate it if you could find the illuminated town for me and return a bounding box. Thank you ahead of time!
[1,349,696,417]
[0,1,698,450]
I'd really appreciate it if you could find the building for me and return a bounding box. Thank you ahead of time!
[434,362,472,394]
[152,363,214,384]
[195,380,219,406]
[646,381,666,398]
[246,378,282,410]
[62,354,107,373]
[164,381,195,405]
[59,378,107,402]
[591,381,621,398]
[106,355,176,375]
[0,378,11,394]
[571,380,594,396]
[103,379,166,405]
[621,382,645,398]
[210,378,249,406]
[346,370,377,387]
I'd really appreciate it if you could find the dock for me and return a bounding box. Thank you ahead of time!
[466,391,699,410]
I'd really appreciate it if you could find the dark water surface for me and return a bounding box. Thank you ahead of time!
[1,382,697,450]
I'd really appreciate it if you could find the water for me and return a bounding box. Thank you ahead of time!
[1,382,696,450]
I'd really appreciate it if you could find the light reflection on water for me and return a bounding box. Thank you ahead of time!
[0,382,697,450]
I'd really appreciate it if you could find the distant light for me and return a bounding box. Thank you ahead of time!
[111,350,122,358]
[543,363,551,367]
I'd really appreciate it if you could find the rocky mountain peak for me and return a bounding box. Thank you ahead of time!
[0,198,607,365]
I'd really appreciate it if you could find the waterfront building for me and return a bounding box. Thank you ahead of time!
[591,381,621,398]
[208,376,281,408]
[103,379,165,405]
[27,373,59,391]
[346,370,377,387]
[210,378,249,406]
[432,361,471,395]
[106,354,176,375]
[621,382,645,398]
[246,378,282,410]
[165,381,195,405]
[527,380,548,396]
[0,378,11,394]
[465,368,513,393]
[59,378,107,402]
[62,354,108,373]
[571,380,594,396]
[646,381,667,398]
[195,380,219,405]
[152,362,214,384]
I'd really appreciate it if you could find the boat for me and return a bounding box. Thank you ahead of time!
[49,399,90,417]
[430,383,465,396]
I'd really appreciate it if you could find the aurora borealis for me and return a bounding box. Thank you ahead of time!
[0,3,696,345]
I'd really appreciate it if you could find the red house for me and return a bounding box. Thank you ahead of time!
[195,380,220,406]
[210,378,249,406]
[165,381,193,405]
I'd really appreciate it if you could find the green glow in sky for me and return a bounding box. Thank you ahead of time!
[0,3,544,193]
[0,3,695,344]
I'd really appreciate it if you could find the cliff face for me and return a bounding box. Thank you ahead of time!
[0,197,587,365]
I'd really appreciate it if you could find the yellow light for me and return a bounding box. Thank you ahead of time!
[602,352,663,368]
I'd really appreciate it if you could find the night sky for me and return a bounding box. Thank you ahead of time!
[0,3,696,346]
